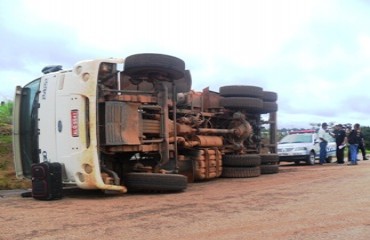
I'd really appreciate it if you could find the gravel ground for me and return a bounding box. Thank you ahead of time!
[1,159,370,240]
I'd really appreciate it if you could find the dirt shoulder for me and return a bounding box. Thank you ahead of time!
[2,161,370,240]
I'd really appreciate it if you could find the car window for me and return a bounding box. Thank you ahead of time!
[280,134,312,144]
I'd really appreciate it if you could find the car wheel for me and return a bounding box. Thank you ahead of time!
[326,156,332,163]
[306,152,315,165]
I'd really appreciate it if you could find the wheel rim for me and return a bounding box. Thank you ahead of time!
[308,153,315,165]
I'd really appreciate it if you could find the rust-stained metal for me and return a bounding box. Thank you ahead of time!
[79,58,277,192]
[192,148,222,180]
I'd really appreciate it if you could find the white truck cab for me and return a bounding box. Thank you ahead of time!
[13,58,127,193]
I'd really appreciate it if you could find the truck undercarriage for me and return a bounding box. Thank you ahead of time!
[94,54,278,192]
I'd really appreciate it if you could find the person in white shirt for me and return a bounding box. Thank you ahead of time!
[318,122,332,164]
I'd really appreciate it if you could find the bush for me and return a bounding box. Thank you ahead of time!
[0,101,13,125]
[0,101,31,189]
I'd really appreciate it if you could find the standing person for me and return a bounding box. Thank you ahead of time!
[333,124,346,164]
[357,129,368,160]
[345,126,352,162]
[347,123,361,165]
[318,122,331,165]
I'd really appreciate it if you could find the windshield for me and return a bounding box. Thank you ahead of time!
[280,134,312,144]
[18,78,41,178]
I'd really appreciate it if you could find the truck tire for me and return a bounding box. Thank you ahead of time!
[260,154,279,165]
[222,154,261,167]
[124,173,187,192]
[262,91,278,102]
[221,166,261,178]
[220,97,263,112]
[175,69,192,93]
[124,53,185,80]
[260,102,278,114]
[219,85,263,98]
[260,165,279,174]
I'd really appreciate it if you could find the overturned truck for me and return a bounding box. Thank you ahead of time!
[13,53,278,199]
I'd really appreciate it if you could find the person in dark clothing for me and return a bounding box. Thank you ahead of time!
[347,123,361,165]
[357,129,368,160]
[333,124,346,164]
[346,126,352,162]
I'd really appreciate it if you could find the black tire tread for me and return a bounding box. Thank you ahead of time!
[260,165,279,174]
[260,154,280,165]
[124,173,187,192]
[221,166,261,178]
[223,154,261,167]
[220,97,263,111]
[124,53,185,80]
[219,85,263,98]
[262,91,278,102]
[260,102,278,114]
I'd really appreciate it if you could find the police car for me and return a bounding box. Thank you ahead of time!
[277,130,336,165]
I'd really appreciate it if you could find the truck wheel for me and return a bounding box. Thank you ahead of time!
[219,85,263,98]
[220,97,263,112]
[222,154,261,167]
[175,69,192,93]
[221,166,261,178]
[124,53,185,80]
[259,102,278,114]
[260,154,279,165]
[306,152,316,165]
[262,91,278,102]
[260,165,279,174]
[124,173,187,192]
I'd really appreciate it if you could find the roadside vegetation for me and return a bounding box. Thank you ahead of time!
[0,101,31,189]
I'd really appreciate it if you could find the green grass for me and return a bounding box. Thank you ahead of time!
[0,102,31,189]
[0,102,12,124]
[0,125,31,190]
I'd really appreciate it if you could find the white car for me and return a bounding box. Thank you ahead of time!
[277,130,336,165]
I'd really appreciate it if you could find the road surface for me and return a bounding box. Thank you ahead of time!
[1,160,370,240]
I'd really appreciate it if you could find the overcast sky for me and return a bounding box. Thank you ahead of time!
[1,0,370,129]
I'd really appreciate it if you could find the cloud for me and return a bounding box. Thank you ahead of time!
[1,0,370,128]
